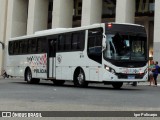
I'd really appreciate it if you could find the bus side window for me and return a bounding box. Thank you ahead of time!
[72,33,79,50]
[58,35,65,51]
[37,37,47,53]
[78,31,85,50]
[19,41,24,54]
[9,41,14,55]
[14,41,19,55]
[28,39,37,54]
[32,39,37,53]
[23,40,28,54]
[65,33,72,51]
[28,39,32,53]
[18,39,28,55]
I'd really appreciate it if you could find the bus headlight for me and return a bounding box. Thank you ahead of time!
[105,65,110,71]
[104,65,116,75]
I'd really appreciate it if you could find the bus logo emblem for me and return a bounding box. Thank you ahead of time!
[57,55,62,64]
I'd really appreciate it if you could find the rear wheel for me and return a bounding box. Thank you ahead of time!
[74,68,88,87]
[112,82,123,89]
[25,69,33,84]
[25,69,40,84]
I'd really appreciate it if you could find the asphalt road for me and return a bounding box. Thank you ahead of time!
[0,78,160,119]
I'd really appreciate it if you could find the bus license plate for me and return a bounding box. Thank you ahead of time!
[128,75,135,79]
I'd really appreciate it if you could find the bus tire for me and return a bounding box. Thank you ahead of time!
[74,68,88,87]
[53,80,65,86]
[25,68,33,84]
[112,82,123,89]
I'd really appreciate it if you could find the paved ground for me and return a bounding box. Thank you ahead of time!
[131,82,160,86]
[0,78,160,120]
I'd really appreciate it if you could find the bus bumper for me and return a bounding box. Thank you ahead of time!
[102,72,148,82]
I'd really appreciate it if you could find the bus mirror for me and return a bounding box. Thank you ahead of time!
[102,34,106,51]
[102,43,106,51]
[103,33,106,38]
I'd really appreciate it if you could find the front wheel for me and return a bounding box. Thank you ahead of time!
[74,69,88,87]
[112,82,123,89]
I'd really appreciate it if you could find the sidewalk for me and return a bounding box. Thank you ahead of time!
[125,81,160,86]
[137,82,160,86]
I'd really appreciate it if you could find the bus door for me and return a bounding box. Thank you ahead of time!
[48,38,57,78]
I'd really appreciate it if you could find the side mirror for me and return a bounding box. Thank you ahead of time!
[102,33,106,51]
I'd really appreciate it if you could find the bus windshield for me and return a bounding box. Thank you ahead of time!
[104,32,147,61]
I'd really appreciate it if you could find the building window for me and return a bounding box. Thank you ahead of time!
[102,0,116,18]
[136,0,155,16]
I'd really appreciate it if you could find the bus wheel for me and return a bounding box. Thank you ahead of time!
[74,69,88,87]
[53,80,65,86]
[25,68,33,84]
[112,82,123,89]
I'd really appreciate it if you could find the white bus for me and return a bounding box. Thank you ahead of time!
[6,23,148,89]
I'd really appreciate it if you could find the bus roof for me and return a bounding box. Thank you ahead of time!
[10,23,103,41]
[9,23,144,41]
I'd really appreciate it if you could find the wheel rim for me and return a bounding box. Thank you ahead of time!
[27,70,32,82]
[77,71,84,85]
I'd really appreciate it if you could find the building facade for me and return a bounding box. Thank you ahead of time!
[0,0,160,74]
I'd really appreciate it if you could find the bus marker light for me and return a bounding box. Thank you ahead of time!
[108,24,112,28]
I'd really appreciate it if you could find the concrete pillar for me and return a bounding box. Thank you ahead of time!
[81,0,102,26]
[0,0,8,74]
[116,0,135,23]
[27,0,49,35]
[153,0,160,62]
[6,0,28,42]
[52,0,73,28]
